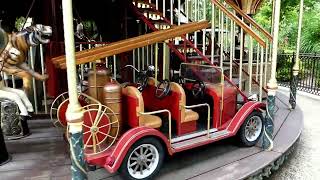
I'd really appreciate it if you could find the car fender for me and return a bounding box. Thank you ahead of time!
[105,126,172,173]
[227,101,266,134]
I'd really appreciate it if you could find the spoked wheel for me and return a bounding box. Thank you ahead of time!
[238,111,264,147]
[50,92,69,128]
[120,137,164,180]
[82,104,119,156]
[50,92,89,129]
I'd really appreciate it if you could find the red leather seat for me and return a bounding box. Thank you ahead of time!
[170,82,199,123]
[122,86,162,128]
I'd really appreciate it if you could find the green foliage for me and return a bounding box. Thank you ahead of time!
[254,0,320,53]
[15,17,26,31]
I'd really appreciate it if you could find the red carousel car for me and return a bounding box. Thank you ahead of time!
[51,63,265,180]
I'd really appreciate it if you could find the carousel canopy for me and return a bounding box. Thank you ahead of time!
[226,0,264,15]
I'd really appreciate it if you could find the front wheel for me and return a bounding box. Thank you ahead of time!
[119,137,165,180]
[238,111,264,147]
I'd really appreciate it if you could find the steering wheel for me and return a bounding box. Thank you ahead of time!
[192,80,206,98]
[136,72,148,92]
[173,76,185,86]
[120,65,155,92]
[155,79,171,99]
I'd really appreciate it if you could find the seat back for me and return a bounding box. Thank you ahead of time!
[122,86,144,127]
[142,82,181,122]
[170,82,187,122]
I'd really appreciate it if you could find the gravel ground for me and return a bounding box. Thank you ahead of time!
[269,92,320,180]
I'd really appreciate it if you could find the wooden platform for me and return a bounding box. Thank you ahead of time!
[0,92,303,180]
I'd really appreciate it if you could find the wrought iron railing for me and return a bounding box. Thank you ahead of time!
[277,53,320,95]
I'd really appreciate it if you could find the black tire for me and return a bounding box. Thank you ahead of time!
[119,137,165,180]
[237,111,264,147]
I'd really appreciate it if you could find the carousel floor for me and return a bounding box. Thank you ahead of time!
[0,92,303,180]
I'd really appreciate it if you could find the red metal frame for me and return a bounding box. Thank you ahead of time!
[130,1,249,102]
[50,1,269,176]
[86,100,265,172]
[86,126,172,173]
[82,2,267,174]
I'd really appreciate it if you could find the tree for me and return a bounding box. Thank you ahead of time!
[255,0,320,53]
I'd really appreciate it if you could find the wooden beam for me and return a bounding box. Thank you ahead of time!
[212,0,266,48]
[53,21,210,69]
[224,0,273,42]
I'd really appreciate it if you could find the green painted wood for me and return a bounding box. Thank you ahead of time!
[70,132,88,180]
[262,94,275,150]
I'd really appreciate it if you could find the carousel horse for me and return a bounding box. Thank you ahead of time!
[1,24,52,94]
[0,25,51,137]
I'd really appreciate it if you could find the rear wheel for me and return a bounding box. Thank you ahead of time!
[238,111,264,147]
[119,137,165,180]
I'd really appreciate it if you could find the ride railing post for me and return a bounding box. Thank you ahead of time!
[263,0,283,151]
[229,13,235,79]
[133,49,136,83]
[211,3,215,64]
[239,20,244,91]
[259,47,264,102]
[29,47,38,114]
[248,25,254,94]
[290,0,304,109]
[264,42,269,88]
[62,0,87,179]
[40,44,48,113]
[290,53,298,109]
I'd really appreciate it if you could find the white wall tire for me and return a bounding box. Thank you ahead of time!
[120,137,164,180]
[238,111,264,147]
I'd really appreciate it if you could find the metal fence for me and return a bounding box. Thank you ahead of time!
[277,53,320,95]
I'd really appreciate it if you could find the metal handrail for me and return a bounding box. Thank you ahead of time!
[184,103,211,137]
[224,0,273,42]
[139,109,172,142]
[211,0,266,48]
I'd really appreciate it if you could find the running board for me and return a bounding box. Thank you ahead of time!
[171,128,218,143]
[171,130,231,151]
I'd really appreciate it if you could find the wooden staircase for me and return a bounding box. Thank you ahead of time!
[131,0,250,101]
[130,0,273,102]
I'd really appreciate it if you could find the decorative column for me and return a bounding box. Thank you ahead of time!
[61,0,87,179]
[0,101,11,166]
[290,0,304,109]
[0,123,10,166]
[262,0,282,151]
[0,28,11,166]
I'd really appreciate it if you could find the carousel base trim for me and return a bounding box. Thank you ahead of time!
[0,93,304,180]
[0,155,11,167]
[5,132,32,140]
[247,138,299,180]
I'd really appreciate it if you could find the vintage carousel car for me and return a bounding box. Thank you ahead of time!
[51,62,265,180]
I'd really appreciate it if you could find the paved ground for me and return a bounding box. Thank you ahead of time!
[0,92,303,180]
[269,90,320,180]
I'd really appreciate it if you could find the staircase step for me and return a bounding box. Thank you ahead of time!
[154,24,171,30]
[151,19,170,25]
[132,1,150,8]
[138,7,160,13]
[177,48,196,54]
[187,55,220,60]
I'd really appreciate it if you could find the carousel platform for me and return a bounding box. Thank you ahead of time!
[0,92,303,180]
